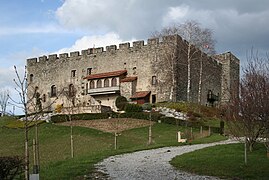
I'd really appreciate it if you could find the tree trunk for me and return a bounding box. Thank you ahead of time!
[71,126,74,158]
[169,85,174,102]
[114,132,117,150]
[244,137,247,165]
[35,123,40,173]
[148,112,152,145]
[24,126,29,180]
[187,44,191,102]
[198,53,203,104]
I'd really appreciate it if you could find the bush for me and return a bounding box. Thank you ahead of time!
[124,103,143,112]
[0,156,24,180]
[115,96,127,111]
[51,113,111,123]
[142,103,153,111]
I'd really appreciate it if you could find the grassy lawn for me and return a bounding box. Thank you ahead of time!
[1,116,226,179]
[170,143,269,180]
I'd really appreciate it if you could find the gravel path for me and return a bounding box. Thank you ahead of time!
[95,139,237,180]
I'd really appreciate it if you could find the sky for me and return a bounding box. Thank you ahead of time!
[1,0,269,114]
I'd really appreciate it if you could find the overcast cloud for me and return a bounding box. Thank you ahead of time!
[56,0,269,59]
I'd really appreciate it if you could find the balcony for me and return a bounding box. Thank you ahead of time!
[87,86,120,96]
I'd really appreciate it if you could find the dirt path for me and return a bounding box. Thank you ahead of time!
[95,139,237,180]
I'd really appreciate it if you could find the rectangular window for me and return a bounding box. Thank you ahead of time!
[87,68,92,75]
[71,70,76,77]
[152,76,157,85]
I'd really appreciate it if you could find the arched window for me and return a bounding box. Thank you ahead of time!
[51,85,57,97]
[104,78,109,87]
[29,74,34,83]
[69,84,75,97]
[111,77,117,86]
[90,80,95,89]
[97,79,102,88]
[152,76,157,85]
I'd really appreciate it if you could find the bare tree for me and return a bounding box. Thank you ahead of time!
[152,20,216,102]
[10,66,61,179]
[150,35,179,101]
[61,83,79,158]
[226,50,269,155]
[177,20,216,103]
[0,88,9,116]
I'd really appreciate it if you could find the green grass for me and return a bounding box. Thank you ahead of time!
[0,116,226,179]
[4,119,45,128]
[170,143,269,180]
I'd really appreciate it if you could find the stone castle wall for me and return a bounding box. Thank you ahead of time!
[27,35,239,112]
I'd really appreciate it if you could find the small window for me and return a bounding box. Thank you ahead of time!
[87,68,92,75]
[85,82,88,94]
[152,76,157,85]
[71,70,76,77]
[90,80,95,89]
[43,94,46,102]
[51,85,57,97]
[34,86,39,92]
[111,77,117,86]
[69,84,75,97]
[133,67,137,75]
[104,78,109,87]
[29,74,34,83]
[97,79,102,88]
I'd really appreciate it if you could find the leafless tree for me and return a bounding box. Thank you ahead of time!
[0,88,9,116]
[226,50,269,156]
[150,35,180,101]
[10,66,60,179]
[152,20,216,103]
[61,83,78,158]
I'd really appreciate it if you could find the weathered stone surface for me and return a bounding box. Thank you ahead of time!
[26,35,239,112]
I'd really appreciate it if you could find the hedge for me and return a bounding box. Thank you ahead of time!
[124,103,143,112]
[51,113,111,123]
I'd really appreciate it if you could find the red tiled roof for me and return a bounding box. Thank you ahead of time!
[130,91,151,99]
[120,76,137,83]
[84,70,127,80]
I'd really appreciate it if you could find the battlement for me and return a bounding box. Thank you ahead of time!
[26,35,186,65]
[214,52,240,65]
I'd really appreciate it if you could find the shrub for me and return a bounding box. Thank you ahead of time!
[0,156,24,180]
[51,113,110,123]
[124,103,143,112]
[142,103,153,111]
[55,104,63,113]
[115,96,127,111]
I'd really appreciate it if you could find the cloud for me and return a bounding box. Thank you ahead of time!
[55,0,269,59]
[55,32,135,54]
[0,24,70,36]
[55,0,170,39]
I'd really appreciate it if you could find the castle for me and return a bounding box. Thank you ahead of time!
[26,35,239,113]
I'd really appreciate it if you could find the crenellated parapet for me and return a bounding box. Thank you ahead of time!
[26,35,186,66]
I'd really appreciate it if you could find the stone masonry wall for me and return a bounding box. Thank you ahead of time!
[26,35,238,112]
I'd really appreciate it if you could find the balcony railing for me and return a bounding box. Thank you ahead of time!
[87,86,120,95]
